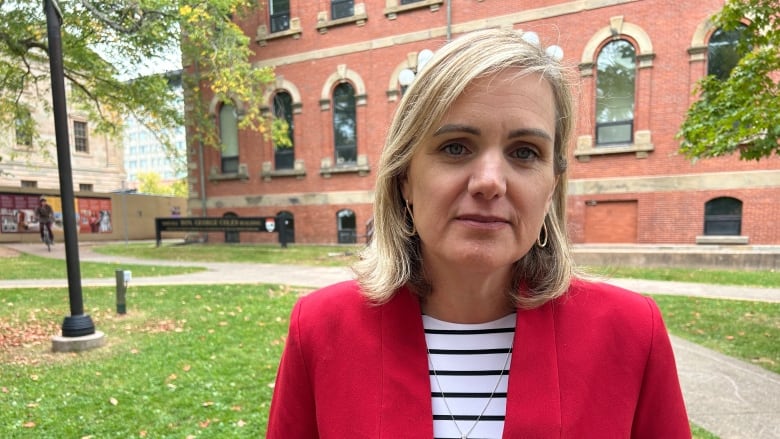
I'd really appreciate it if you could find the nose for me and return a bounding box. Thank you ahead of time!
[467,150,507,199]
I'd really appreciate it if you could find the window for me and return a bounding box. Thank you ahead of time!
[21,180,37,188]
[704,197,742,236]
[270,0,290,33]
[400,0,423,4]
[595,40,636,146]
[15,109,32,147]
[333,83,357,165]
[331,0,354,19]
[79,184,93,192]
[337,209,357,243]
[73,120,89,152]
[708,25,747,80]
[219,103,239,173]
[273,91,295,170]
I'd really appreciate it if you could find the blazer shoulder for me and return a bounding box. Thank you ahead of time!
[555,277,662,335]
[292,280,380,329]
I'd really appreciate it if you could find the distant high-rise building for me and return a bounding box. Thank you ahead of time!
[123,71,186,189]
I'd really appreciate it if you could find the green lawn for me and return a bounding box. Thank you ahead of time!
[3,242,777,438]
[652,294,780,374]
[0,253,205,280]
[1,284,298,437]
[2,283,776,437]
[93,242,363,267]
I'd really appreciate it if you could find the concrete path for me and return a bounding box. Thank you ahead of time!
[2,242,779,438]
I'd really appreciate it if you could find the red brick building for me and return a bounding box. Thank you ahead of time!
[187,0,779,245]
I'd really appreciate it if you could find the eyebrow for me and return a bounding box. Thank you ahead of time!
[433,124,553,142]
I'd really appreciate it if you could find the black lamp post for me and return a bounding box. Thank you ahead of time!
[44,0,96,337]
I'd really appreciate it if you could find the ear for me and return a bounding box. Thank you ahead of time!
[400,173,411,203]
[544,175,559,214]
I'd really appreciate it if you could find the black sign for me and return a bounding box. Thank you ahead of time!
[155,216,281,246]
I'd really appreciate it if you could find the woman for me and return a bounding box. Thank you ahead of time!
[267,28,690,438]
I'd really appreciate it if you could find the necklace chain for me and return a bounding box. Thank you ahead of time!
[427,336,514,439]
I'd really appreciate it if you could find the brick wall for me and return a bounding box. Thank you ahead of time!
[186,0,779,245]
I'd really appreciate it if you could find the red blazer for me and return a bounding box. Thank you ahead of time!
[267,279,690,438]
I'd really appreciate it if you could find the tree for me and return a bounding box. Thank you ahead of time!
[677,0,780,161]
[0,0,276,168]
[136,171,186,197]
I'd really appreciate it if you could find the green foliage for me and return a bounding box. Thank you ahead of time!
[135,171,187,197]
[677,0,780,161]
[0,1,276,166]
[179,1,277,152]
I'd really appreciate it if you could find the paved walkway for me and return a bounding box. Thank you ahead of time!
[2,242,779,438]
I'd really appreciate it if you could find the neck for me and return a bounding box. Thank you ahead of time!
[421,268,515,323]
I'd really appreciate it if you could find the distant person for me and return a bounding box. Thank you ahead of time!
[35,197,54,243]
[267,28,690,438]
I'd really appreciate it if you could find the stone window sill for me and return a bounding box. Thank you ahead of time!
[317,5,368,33]
[320,155,370,177]
[574,132,654,161]
[261,160,307,181]
[696,235,749,245]
[209,165,249,182]
[384,0,444,19]
[255,19,302,46]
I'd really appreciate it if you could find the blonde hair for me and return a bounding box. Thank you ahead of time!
[353,27,577,308]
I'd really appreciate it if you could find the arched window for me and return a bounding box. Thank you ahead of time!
[595,39,636,146]
[337,209,357,243]
[219,103,239,173]
[333,83,357,165]
[704,197,742,236]
[273,91,294,170]
[708,24,747,80]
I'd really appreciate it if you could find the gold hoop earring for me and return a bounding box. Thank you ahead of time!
[536,222,548,248]
[405,199,416,235]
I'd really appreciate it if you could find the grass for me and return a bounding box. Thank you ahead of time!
[0,253,206,280]
[652,294,780,374]
[587,266,780,288]
[3,243,777,438]
[0,283,300,438]
[1,284,775,438]
[93,242,363,267]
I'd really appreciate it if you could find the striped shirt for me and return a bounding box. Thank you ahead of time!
[423,313,516,439]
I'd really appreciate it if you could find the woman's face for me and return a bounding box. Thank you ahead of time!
[402,69,558,276]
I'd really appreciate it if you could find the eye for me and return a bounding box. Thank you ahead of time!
[441,142,469,156]
[509,145,539,160]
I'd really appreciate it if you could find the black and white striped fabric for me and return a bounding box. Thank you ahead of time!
[423,313,516,439]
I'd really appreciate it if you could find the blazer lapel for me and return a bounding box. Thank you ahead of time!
[503,302,562,437]
[379,287,433,438]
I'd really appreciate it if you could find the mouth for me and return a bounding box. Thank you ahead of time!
[455,214,510,228]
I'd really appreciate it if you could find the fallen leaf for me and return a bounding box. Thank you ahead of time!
[110,397,119,406]
[199,419,211,428]
[182,364,191,372]
[23,421,35,428]
[236,420,246,427]
[202,401,214,407]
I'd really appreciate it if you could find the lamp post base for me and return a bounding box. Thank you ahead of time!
[51,331,106,353]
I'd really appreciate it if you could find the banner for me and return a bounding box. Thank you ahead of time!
[0,193,112,234]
